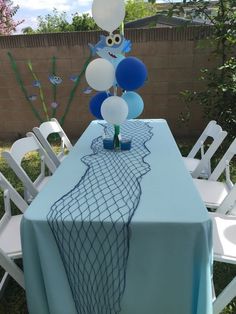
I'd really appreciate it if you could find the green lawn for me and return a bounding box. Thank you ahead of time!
[0,140,235,314]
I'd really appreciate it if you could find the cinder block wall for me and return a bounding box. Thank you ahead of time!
[0,26,216,140]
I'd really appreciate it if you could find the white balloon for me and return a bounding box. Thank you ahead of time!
[101,96,128,125]
[85,58,115,91]
[92,0,125,33]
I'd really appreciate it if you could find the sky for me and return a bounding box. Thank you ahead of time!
[14,0,94,33]
[14,0,173,34]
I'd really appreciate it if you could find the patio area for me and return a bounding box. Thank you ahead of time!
[0,19,235,314]
[0,137,235,314]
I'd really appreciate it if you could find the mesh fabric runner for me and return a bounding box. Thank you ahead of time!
[47,120,153,314]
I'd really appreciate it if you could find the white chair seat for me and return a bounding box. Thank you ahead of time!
[210,212,236,264]
[0,215,23,258]
[58,153,67,163]
[183,157,210,178]
[183,157,200,173]
[193,179,230,209]
[36,176,51,192]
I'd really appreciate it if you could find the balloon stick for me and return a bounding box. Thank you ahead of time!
[114,124,120,149]
[120,22,124,36]
[113,86,117,96]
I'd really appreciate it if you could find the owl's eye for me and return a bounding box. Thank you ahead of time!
[114,34,121,44]
[106,36,114,46]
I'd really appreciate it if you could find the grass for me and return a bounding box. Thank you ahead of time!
[0,140,236,313]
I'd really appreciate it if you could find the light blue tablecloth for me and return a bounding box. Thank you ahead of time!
[21,119,213,314]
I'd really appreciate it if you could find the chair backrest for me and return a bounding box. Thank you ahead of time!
[210,138,236,215]
[0,172,27,290]
[210,138,236,184]
[188,121,227,157]
[190,121,227,178]
[32,118,73,167]
[0,172,28,215]
[217,184,236,215]
[1,133,56,199]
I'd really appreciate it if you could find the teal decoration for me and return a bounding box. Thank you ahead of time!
[33,80,41,87]
[8,51,93,126]
[83,87,93,94]
[70,75,78,82]
[7,52,43,122]
[51,102,59,109]
[122,91,144,119]
[28,95,37,101]
[50,56,58,118]
[49,75,62,85]
[60,53,92,126]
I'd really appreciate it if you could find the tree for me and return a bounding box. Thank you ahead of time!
[22,26,34,34]
[169,0,236,140]
[28,9,98,33]
[67,13,98,32]
[36,8,69,33]
[0,0,23,35]
[30,1,157,33]
[125,0,157,22]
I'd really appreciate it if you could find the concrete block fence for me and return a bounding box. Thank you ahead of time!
[0,26,216,140]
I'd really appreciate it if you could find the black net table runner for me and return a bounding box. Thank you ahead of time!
[47,120,153,314]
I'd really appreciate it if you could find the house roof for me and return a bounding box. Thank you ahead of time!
[125,14,212,29]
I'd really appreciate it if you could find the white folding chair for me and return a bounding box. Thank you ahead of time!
[2,132,57,203]
[210,212,236,314]
[182,120,227,178]
[193,138,236,214]
[32,118,73,167]
[0,172,28,293]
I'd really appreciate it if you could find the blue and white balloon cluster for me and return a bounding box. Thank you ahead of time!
[85,0,147,127]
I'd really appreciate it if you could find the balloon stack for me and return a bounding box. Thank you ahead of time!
[85,0,148,151]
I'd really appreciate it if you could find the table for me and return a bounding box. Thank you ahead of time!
[21,119,213,314]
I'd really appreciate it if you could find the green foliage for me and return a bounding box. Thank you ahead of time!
[36,8,69,33]
[8,52,92,125]
[33,10,99,33]
[68,13,98,31]
[125,0,157,22]
[21,26,34,34]
[169,0,236,140]
[25,1,157,34]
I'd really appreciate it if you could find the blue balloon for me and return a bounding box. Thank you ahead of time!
[115,57,147,91]
[89,92,111,119]
[122,92,144,119]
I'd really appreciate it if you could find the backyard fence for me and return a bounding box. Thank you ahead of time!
[0,26,217,140]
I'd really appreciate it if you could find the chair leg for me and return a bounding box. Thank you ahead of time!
[0,272,10,298]
[0,252,25,290]
[24,188,33,203]
[213,276,236,314]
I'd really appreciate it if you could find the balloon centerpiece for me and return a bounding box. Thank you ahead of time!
[85,0,147,151]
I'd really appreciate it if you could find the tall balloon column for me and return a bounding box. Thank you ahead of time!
[85,0,147,151]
